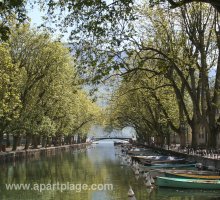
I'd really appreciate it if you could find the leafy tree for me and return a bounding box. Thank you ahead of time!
[0,43,22,151]
[131,3,220,148]
[105,2,220,149]
[107,62,190,146]
[0,0,28,40]
[2,24,101,150]
[150,0,220,12]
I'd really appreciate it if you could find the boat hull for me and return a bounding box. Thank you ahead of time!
[165,172,220,180]
[128,150,151,155]
[144,169,219,178]
[156,177,220,190]
[149,163,196,168]
[142,158,185,165]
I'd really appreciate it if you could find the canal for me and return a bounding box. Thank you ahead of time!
[0,142,220,200]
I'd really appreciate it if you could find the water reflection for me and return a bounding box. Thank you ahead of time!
[155,188,220,200]
[128,196,137,200]
[0,142,219,200]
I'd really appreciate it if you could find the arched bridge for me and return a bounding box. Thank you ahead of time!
[92,137,133,141]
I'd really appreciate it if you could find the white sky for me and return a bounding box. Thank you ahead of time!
[27,2,71,42]
[27,3,43,27]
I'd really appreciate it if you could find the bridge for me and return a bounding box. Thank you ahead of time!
[91,137,133,141]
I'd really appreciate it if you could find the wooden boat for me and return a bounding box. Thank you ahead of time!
[147,163,196,169]
[132,155,161,161]
[165,172,220,180]
[114,141,125,146]
[156,177,220,189]
[132,155,160,159]
[162,169,220,176]
[132,155,185,165]
[143,169,219,178]
[142,156,185,165]
[131,155,160,163]
[127,149,151,155]
[92,142,99,144]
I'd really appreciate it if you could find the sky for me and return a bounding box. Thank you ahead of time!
[27,3,71,42]
[27,3,43,27]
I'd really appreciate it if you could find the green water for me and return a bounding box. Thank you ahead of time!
[0,142,220,200]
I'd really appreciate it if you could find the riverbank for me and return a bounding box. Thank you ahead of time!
[0,143,89,163]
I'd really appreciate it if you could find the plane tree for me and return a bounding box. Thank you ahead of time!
[106,69,185,146]
[105,3,219,148]
[0,43,22,151]
[1,24,101,151]
[150,0,220,12]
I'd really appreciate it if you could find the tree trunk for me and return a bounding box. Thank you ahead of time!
[77,135,81,144]
[24,133,31,150]
[59,136,62,146]
[32,135,38,149]
[12,135,19,151]
[167,133,170,149]
[82,136,87,143]
[160,134,165,147]
[41,135,47,148]
[6,133,10,147]
[47,137,51,147]
[191,118,201,149]
[70,136,74,144]
[0,133,3,152]
[208,125,217,148]
[179,131,186,149]
[208,30,220,148]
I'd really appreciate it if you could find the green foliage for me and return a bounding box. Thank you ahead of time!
[0,0,27,40]
[0,43,22,121]
[150,0,220,11]
[35,0,137,83]
[37,116,56,136]
[0,24,101,149]
[106,69,180,140]
[105,2,218,147]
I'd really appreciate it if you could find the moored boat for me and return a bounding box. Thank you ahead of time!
[141,156,185,165]
[165,172,220,180]
[147,163,196,169]
[132,155,185,165]
[156,177,220,189]
[164,169,220,176]
[132,155,161,162]
[147,169,220,178]
[127,148,151,155]
[114,141,125,146]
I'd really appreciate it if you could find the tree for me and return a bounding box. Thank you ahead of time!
[0,43,22,151]
[150,0,220,12]
[105,2,220,149]
[106,59,190,147]
[0,0,28,40]
[3,24,101,150]
[130,3,220,148]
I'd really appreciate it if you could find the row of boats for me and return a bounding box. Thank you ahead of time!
[116,144,220,190]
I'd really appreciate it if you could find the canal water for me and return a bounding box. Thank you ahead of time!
[0,142,220,200]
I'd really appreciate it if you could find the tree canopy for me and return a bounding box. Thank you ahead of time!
[1,0,220,150]
[151,0,220,11]
[103,2,220,148]
[0,24,101,151]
